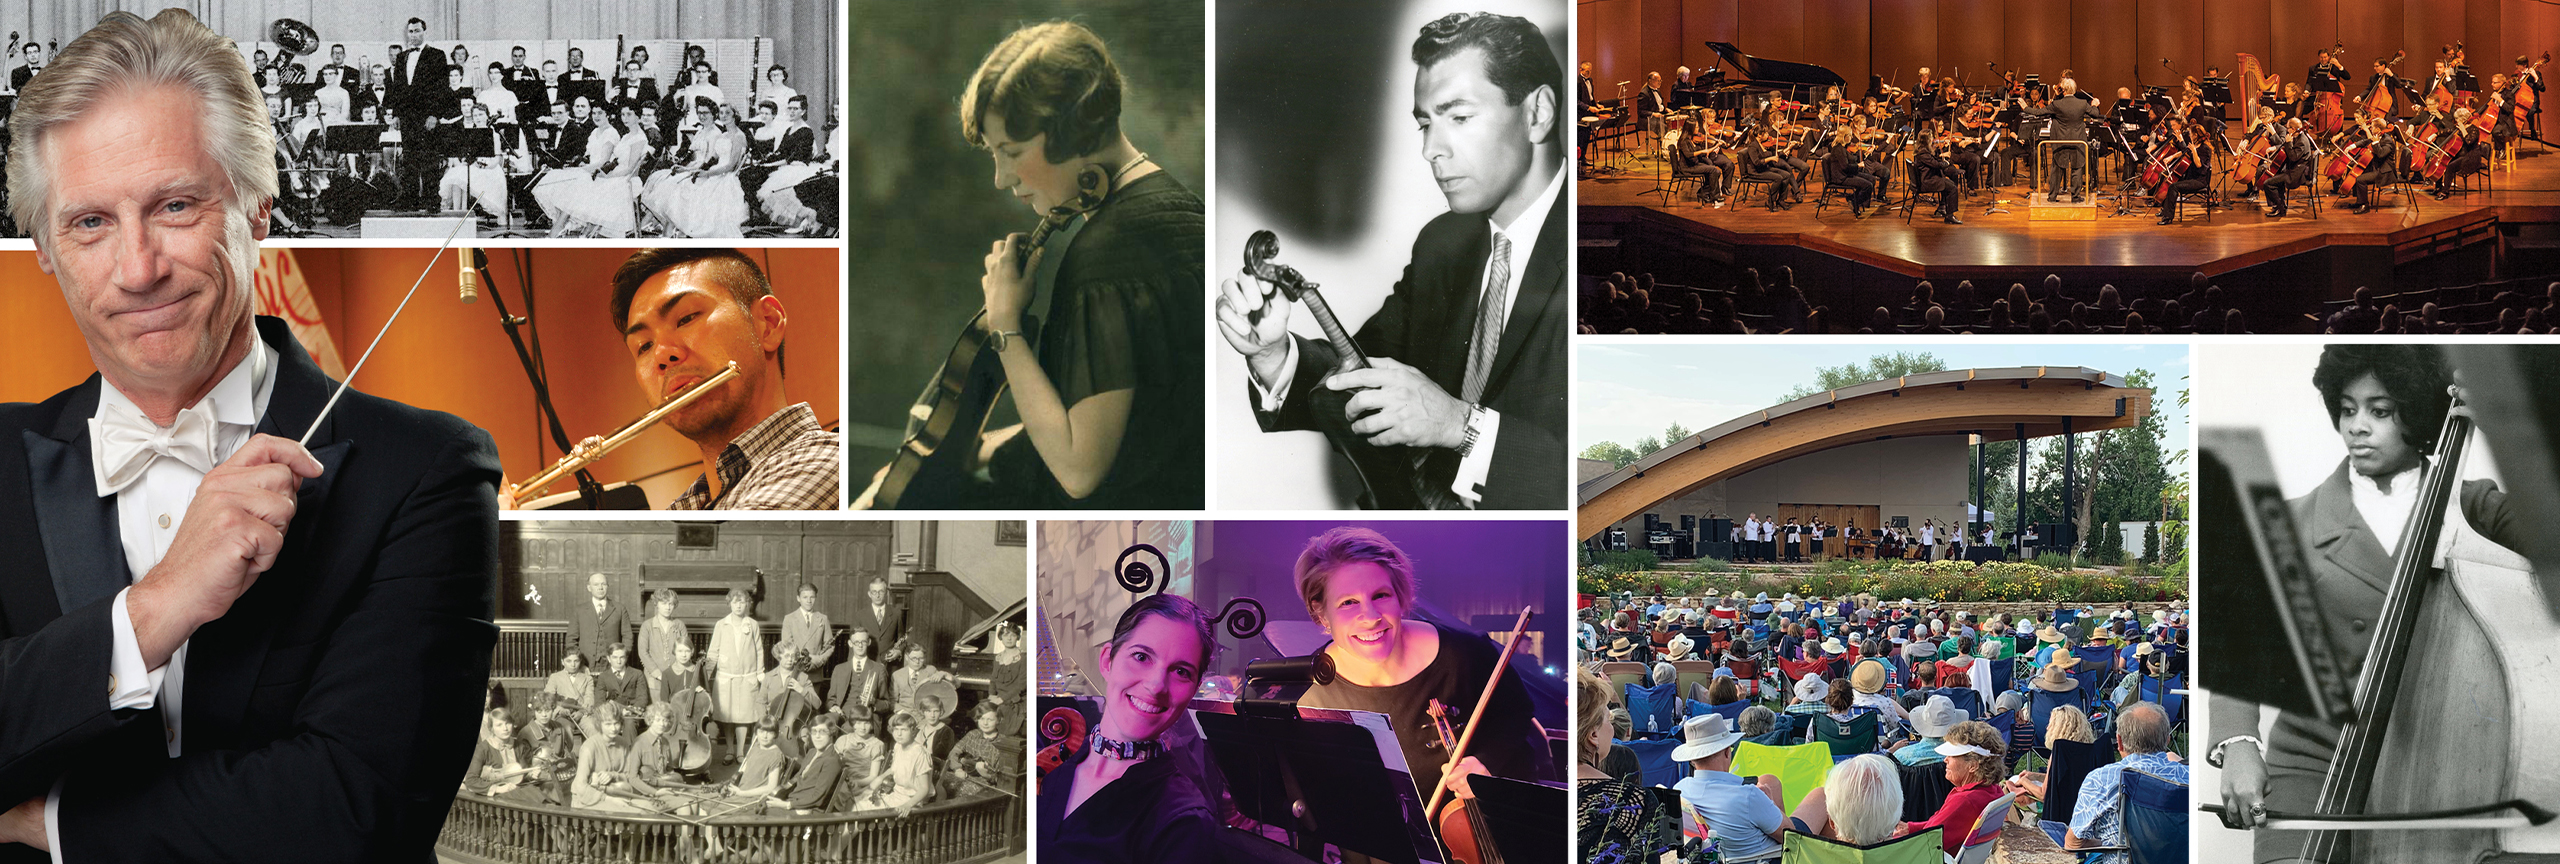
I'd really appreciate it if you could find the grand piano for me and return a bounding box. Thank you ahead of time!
[1696,42,1846,118]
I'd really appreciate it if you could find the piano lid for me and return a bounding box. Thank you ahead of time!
[1703,42,1846,90]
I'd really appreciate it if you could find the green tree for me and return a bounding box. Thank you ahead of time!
[2142,522,2162,564]
[1782,352,1950,401]
[1662,421,1694,447]
[1581,441,1641,469]
[1636,435,1664,457]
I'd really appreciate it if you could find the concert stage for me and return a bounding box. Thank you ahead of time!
[1579,145,2560,315]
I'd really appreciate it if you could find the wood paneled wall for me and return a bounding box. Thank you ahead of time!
[1578,0,2559,117]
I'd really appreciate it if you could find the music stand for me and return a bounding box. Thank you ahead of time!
[2456,67,2480,94]
[1469,777,1566,863]
[2310,67,2344,94]
[441,125,502,223]
[2198,428,2352,724]
[1192,699,1442,864]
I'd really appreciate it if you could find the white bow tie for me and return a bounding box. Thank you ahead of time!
[91,398,223,497]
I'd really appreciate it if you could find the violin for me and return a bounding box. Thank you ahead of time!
[1426,608,1534,864]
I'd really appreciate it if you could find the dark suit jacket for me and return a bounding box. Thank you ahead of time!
[2284,460,2514,685]
[388,45,451,118]
[8,65,35,93]
[844,599,904,649]
[593,666,645,711]
[783,751,841,811]
[612,76,660,106]
[567,597,633,665]
[2037,93,2094,142]
[1251,187,1569,509]
[0,316,499,862]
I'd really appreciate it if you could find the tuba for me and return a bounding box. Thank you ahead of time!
[268,19,318,69]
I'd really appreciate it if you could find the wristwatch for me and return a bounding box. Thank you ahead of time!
[986,328,1026,354]
[1457,404,1486,456]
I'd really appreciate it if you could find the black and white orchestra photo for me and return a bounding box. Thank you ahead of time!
[2199,344,2560,864]
[1214,0,1570,511]
[0,1,840,239]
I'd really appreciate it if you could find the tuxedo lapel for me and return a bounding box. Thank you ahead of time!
[24,412,124,616]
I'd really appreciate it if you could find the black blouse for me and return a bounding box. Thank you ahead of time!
[989,170,1204,508]
[1297,625,1554,803]
[1037,742,1217,864]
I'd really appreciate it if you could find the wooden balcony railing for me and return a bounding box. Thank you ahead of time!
[436,786,1020,864]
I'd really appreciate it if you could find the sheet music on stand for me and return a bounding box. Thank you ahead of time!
[1192,699,1443,864]
[2311,66,2345,93]
[2198,427,2355,724]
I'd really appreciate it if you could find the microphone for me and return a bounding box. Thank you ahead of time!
[459,247,481,303]
[1616,80,1631,86]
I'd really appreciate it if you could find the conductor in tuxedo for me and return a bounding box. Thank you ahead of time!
[386,17,451,209]
[0,10,499,862]
[1218,11,1567,509]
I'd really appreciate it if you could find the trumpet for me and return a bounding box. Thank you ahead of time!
[506,361,739,501]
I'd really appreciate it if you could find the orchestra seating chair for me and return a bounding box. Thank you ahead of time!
[1949,792,2020,864]
[1780,827,1944,864]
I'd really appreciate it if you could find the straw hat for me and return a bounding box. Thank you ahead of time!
[2034,660,2081,692]
[1608,635,1637,659]
[1670,713,1746,763]
[1819,637,1847,656]
[2036,625,2064,644]
[1668,633,1696,659]
[1851,659,1888,694]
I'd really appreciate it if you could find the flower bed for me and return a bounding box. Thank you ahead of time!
[1577,558,2185,604]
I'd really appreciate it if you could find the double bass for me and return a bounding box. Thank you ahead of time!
[2289,378,2560,864]
[2362,51,2408,119]
[2312,47,2352,133]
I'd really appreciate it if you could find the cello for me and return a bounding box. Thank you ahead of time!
[2289,376,2560,864]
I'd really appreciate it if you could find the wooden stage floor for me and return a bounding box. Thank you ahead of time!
[1578,142,2560,278]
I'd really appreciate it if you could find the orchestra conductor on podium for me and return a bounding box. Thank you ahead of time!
[2029,78,2093,202]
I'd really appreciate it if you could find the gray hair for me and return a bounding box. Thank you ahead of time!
[7,10,276,242]
[2116,701,2171,754]
[1825,754,1906,845]
[1738,705,1775,737]
[1650,661,1677,686]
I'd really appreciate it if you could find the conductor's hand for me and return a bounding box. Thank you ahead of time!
[1216,270,1291,387]
[130,434,322,669]
[2217,738,2270,830]
[1326,356,1469,449]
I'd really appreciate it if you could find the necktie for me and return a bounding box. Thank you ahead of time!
[91,397,221,497]
[1462,230,1512,403]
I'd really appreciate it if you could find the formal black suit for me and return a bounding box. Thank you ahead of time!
[387,45,452,206]
[1251,185,1568,509]
[0,316,499,862]
[8,64,37,94]
[567,597,634,667]
[611,76,660,108]
[844,598,905,650]
[2032,92,2095,197]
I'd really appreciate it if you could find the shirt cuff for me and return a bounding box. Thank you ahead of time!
[1449,407,1502,505]
[43,778,61,864]
[107,589,163,711]
[1248,339,1300,414]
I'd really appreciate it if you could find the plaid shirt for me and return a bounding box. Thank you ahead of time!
[669,402,839,510]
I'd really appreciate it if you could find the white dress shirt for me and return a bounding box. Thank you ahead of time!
[1251,166,1566,506]
[2350,460,2429,553]
[48,339,276,863]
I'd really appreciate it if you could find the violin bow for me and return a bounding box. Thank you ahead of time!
[1422,606,1535,819]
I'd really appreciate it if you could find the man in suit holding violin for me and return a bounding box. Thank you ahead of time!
[1218,11,1566,510]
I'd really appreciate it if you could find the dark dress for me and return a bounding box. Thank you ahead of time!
[1297,624,1555,804]
[987,170,1204,508]
[1038,742,1217,864]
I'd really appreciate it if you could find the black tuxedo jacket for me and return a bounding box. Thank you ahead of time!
[388,45,451,118]
[1252,187,1568,509]
[0,316,500,862]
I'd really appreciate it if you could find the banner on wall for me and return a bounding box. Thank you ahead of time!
[253,249,346,378]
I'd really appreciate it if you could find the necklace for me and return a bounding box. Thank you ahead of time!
[1090,732,1163,761]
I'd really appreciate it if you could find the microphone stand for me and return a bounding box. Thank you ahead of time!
[479,248,609,508]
